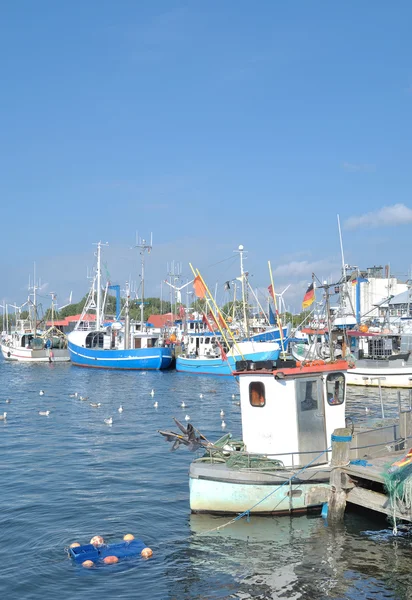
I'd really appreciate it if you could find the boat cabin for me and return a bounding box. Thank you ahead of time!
[183,332,225,358]
[236,360,348,467]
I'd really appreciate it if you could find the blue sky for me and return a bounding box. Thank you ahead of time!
[1,1,411,313]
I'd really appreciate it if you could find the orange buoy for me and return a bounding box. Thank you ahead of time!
[70,542,81,549]
[103,555,119,565]
[359,324,369,333]
[123,534,135,542]
[82,560,94,568]
[141,547,153,559]
[90,535,104,546]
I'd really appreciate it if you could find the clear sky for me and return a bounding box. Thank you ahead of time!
[1,1,411,313]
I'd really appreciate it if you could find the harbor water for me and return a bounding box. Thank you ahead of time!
[1,360,412,600]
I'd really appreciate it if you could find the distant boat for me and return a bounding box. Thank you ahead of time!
[67,240,173,371]
[176,333,280,376]
[1,274,69,363]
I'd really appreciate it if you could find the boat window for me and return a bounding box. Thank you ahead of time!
[326,373,345,406]
[205,337,210,344]
[296,380,318,411]
[249,381,265,407]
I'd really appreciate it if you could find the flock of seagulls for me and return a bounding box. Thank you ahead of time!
[2,385,237,431]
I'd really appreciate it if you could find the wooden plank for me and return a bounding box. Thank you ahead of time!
[347,486,412,522]
[343,451,408,484]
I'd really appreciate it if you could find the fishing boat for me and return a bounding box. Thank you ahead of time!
[176,332,280,375]
[176,245,285,376]
[345,328,412,388]
[1,278,70,363]
[161,357,349,515]
[67,240,173,370]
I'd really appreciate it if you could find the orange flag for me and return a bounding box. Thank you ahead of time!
[193,275,206,299]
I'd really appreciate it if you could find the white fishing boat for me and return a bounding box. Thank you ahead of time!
[345,329,412,388]
[1,277,69,363]
[161,357,348,514]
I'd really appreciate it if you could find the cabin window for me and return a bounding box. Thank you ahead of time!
[249,381,265,407]
[296,380,318,411]
[326,373,345,406]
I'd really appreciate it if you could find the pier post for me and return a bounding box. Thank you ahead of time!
[328,428,352,522]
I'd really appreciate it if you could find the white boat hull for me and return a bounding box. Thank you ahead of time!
[189,462,330,515]
[1,344,70,363]
[346,367,412,388]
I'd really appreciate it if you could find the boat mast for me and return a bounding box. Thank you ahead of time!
[124,281,130,349]
[135,233,153,330]
[95,242,103,330]
[237,244,249,338]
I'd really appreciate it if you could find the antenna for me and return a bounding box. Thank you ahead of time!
[135,233,153,327]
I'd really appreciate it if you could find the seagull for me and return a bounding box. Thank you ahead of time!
[365,406,370,413]
[69,393,78,398]
[0,412,7,421]
[118,405,123,413]
[181,401,186,408]
[104,417,113,425]
[199,394,203,399]
[232,394,236,399]
[79,396,89,401]
[90,403,101,408]
[39,390,45,396]
[184,414,190,421]
[150,389,155,397]
[221,420,226,429]
[220,409,225,417]
[153,401,158,408]
[39,410,50,416]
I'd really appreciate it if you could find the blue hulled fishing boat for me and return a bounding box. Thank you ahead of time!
[68,240,172,370]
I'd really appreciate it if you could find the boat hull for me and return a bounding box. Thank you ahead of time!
[347,363,412,388]
[68,341,173,370]
[176,348,280,376]
[189,462,330,514]
[1,344,70,363]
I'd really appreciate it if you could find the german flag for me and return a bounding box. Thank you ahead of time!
[302,282,315,309]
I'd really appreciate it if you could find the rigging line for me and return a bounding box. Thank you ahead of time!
[204,255,238,270]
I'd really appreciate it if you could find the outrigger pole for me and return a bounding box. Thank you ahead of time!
[268,260,286,358]
[189,264,246,362]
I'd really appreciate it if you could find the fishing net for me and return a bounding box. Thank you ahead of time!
[383,451,412,533]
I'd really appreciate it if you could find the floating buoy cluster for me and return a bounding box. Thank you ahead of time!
[69,534,153,568]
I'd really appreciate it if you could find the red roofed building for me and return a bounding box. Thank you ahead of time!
[147,313,175,328]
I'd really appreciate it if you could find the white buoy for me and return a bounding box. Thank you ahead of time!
[185,414,190,421]
[181,401,186,408]
[0,412,7,421]
[150,389,155,397]
[39,390,45,396]
[220,409,225,417]
[38,410,50,416]
[118,405,123,413]
[104,417,113,425]
[221,420,226,429]
[153,401,158,408]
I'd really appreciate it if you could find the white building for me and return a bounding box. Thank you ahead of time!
[348,266,407,322]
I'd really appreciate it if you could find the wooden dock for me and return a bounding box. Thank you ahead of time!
[328,422,412,523]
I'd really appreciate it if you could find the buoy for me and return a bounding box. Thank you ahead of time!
[90,535,104,546]
[103,555,119,565]
[82,560,94,568]
[141,547,153,559]
[69,542,80,548]
[123,533,135,542]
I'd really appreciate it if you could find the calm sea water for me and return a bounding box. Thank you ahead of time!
[0,360,411,600]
